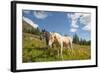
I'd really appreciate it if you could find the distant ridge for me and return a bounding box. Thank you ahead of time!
[23,16,39,29]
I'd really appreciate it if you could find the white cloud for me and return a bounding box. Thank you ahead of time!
[70,28,77,32]
[67,13,91,32]
[23,16,39,28]
[79,14,91,31]
[67,13,82,28]
[82,23,91,31]
[71,20,79,28]
[33,11,48,19]
[23,10,30,14]
[80,14,91,25]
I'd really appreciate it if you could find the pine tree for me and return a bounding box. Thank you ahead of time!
[73,33,79,44]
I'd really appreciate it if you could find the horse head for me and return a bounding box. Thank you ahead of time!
[48,32,55,48]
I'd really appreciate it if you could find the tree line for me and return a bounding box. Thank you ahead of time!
[73,34,91,45]
[23,27,42,36]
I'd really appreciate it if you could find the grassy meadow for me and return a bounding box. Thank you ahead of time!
[22,33,91,63]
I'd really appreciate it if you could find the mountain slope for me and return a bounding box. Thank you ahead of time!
[22,20,35,32]
[23,16,39,28]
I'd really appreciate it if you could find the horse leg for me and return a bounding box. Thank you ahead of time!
[57,49,60,58]
[69,42,74,56]
[70,42,72,49]
[67,42,72,56]
[60,42,63,60]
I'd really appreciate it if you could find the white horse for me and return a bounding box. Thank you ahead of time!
[62,36,73,49]
[48,32,73,59]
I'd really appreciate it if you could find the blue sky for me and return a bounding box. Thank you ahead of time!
[22,10,91,41]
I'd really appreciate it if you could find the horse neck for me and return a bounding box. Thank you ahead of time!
[54,34,62,42]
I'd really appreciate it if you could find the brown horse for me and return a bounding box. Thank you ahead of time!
[42,29,50,46]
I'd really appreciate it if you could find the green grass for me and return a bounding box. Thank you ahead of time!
[22,33,91,63]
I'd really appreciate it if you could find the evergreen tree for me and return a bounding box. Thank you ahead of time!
[73,33,79,44]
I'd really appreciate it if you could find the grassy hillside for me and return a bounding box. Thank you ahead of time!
[22,33,91,63]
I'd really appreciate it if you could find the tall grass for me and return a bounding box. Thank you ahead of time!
[22,33,91,63]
